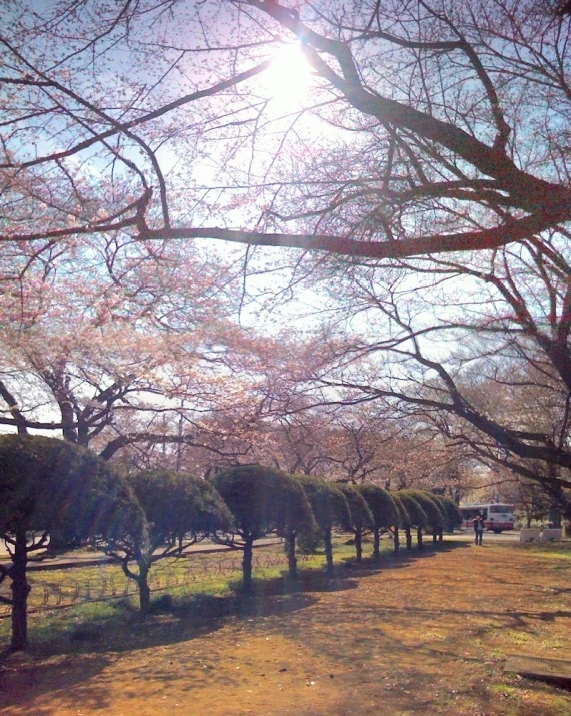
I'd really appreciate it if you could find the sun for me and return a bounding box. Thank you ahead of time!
[261,43,313,112]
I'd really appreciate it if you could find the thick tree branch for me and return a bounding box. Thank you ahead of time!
[137,211,566,259]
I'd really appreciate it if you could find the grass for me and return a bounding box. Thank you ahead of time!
[0,540,359,647]
[496,541,571,560]
[1,538,570,715]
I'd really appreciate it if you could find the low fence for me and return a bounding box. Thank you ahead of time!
[0,549,304,618]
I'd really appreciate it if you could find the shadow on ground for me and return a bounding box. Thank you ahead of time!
[0,540,482,715]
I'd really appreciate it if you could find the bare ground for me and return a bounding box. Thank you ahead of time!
[1,541,571,715]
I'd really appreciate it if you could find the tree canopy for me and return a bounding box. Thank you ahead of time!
[211,465,314,540]
[0,434,139,650]
[2,0,571,514]
[433,496,463,533]
[392,493,428,530]
[106,469,234,610]
[210,464,315,588]
[356,484,399,530]
[0,434,136,544]
[336,484,373,529]
[403,491,445,530]
[3,0,570,258]
[294,475,352,533]
[127,470,233,548]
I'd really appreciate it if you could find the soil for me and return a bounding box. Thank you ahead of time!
[1,541,571,715]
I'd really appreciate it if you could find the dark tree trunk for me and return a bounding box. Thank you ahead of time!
[405,527,412,550]
[438,528,443,542]
[393,527,400,553]
[0,380,28,434]
[417,526,423,550]
[354,528,362,562]
[242,537,254,591]
[433,528,438,544]
[286,531,297,579]
[324,528,334,574]
[549,508,561,528]
[58,398,78,443]
[373,528,381,559]
[47,528,80,551]
[10,530,30,651]
[137,561,151,613]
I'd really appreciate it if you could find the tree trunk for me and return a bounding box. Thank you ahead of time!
[286,531,297,579]
[549,508,561,528]
[137,562,151,613]
[405,527,412,550]
[242,537,254,591]
[10,530,30,651]
[373,528,380,559]
[324,528,334,575]
[417,526,423,550]
[393,527,400,553]
[355,528,362,562]
[48,528,80,551]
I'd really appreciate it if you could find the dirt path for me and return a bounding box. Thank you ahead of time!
[1,542,571,715]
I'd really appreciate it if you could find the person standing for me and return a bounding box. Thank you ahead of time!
[473,512,485,545]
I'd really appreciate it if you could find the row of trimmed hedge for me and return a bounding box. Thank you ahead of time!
[0,435,462,650]
[210,466,463,584]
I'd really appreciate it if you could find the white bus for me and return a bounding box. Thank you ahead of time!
[459,503,515,533]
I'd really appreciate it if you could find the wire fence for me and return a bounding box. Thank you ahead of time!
[0,548,308,618]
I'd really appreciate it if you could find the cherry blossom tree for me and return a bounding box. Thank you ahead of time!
[3,1,569,260]
[280,244,571,518]
[0,226,274,463]
[3,0,571,510]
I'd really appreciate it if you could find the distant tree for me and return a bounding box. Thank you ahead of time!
[0,435,139,650]
[403,491,445,550]
[509,477,554,528]
[431,495,463,539]
[0,236,251,465]
[356,485,399,559]
[393,492,428,551]
[389,494,409,554]
[336,484,374,562]
[210,465,315,589]
[294,475,352,575]
[106,470,233,612]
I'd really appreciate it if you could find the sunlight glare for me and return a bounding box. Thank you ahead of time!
[263,44,312,112]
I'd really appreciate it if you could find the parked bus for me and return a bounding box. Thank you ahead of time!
[459,503,515,533]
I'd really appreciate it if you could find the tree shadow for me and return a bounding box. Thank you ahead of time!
[286,569,358,594]
[0,538,471,714]
[0,586,321,714]
[344,539,470,573]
